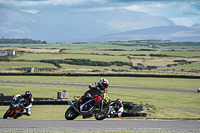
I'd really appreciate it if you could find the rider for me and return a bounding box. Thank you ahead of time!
[21,91,34,116]
[76,78,109,107]
[111,98,124,117]
[77,78,109,118]
[79,78,109,106]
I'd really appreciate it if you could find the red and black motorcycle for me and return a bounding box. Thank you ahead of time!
[65,93,111,120]
[3,95,27,119]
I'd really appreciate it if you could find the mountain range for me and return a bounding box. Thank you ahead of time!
[0,7,200,43]
[87,25,200,42]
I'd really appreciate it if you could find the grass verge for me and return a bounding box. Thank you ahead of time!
[0,76,199,120]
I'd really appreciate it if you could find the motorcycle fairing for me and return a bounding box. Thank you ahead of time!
[80,99,96,115]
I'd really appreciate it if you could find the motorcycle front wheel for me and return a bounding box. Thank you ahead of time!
[65,107,79,120]
[3,109,11,119]
[95,103,111,120]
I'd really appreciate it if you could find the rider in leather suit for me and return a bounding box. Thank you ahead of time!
[111,98,124,117]
[78,78,109,107]
[21,91,34,116]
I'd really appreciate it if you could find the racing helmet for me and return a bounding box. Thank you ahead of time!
[13,94,21,100]
[25,91,32,98]
[116,98,121,106]
[99,78,109,89]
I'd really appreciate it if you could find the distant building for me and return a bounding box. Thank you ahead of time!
[27,67,35,73]
[0,50,15,55]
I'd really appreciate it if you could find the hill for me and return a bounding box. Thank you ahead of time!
[88,26,200,42]
[0,8,175,43]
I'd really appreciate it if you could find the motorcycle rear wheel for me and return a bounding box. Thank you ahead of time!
[65,107,79,120]
[95,104,111,120]
[3,109,11,119]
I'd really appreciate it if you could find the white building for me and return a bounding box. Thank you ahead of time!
[0,50,15,55]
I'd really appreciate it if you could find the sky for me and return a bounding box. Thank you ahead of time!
[1,0,199,27]
[0,0,200,42]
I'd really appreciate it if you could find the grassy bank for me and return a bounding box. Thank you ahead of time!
[0,76,199,90]
[0,76,200,120]
[0,105,199,120]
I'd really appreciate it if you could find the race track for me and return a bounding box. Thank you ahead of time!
[0,80,200,132]
[0,119,199,132]
[0,80,197,93]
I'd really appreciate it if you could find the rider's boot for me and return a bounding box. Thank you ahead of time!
[23,112,28,116]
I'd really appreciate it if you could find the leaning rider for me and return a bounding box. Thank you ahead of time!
[21,91,34,116]
[76,78,109,119]
[111,98,124,117]
[79,78,109,105]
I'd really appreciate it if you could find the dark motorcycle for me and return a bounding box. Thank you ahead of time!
[65,93,111,120]
[3,95,27,119]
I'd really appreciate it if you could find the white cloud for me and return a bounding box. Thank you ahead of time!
[1,0,200,27]
[171,16,200,27]
[0,0,107,7]
[0,0,50,7]
[20,9,40,14]
[0,26,26,34]
[123,1,200,26]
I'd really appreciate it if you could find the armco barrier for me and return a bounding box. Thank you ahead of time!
[0,96,55,102]
[0,100,68,105]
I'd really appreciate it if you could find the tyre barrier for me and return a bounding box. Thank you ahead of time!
[122,112,147,117]
[0,96,55,102]
[0,100,68,105]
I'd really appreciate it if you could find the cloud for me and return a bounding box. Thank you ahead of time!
[0,0,50,8]
[123,1,200,16]
[123,1,200,26]
[0,26,26,34]
[20,9,40,14]
[171,16,200,27]
[1,0,200,30]
[110,0,199,2]
[0,0,107,7]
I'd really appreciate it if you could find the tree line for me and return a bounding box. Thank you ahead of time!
[40,58,131,68]
[0,38,47,44]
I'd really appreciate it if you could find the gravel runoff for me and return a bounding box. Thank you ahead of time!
[0,119,199,132]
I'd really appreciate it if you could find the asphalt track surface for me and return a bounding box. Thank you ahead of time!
[0,80,197,93]
[0,119,200,132]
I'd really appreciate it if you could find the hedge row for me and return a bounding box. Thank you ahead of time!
[0,72,199,79]
[40,59,131,67]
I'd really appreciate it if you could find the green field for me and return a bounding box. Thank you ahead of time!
[159,51,200,57]
[0,62,57,69]
[0,76,199,90]
[0,44,200,75]
[0,50,198,75]
[0,76,200,120]
[64,50,157,56]
[1,41,200,51]
[0,42,200,120]
[159,62,200,71]
[12,53,129,62]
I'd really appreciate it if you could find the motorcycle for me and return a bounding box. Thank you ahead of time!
[108,101,123,118]
[108,102,118,117]
[65,93,111,120]
[3,95,27,119]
